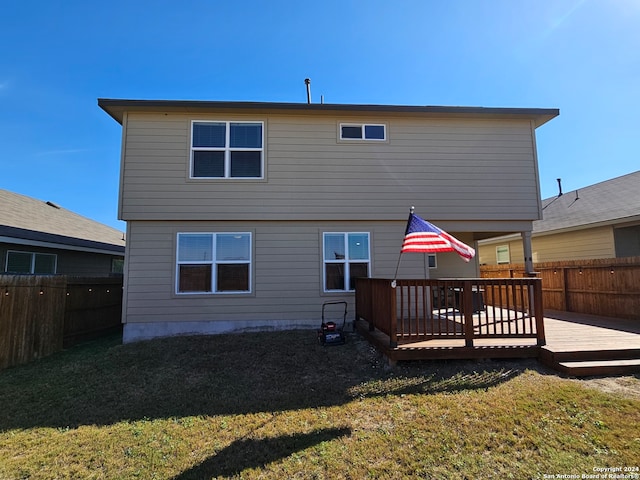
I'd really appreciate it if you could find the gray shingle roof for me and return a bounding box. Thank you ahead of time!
[0,189,125,253]
[535,170,640,234]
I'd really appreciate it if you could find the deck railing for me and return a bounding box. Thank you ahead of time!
[355,278,545,348]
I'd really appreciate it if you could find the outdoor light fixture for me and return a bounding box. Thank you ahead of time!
[579,267,583,274]
[610,266,615,274]
[553,268,557,274]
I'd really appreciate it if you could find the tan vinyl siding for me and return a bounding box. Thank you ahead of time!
[119,112,541,222]
[478,226,615,264]
[531,227,615,262]
[478,239,524,266]
[123,220,478,325]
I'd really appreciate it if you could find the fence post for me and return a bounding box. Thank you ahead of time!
[561,267,568,312]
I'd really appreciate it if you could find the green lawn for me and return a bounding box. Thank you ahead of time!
[0,330,638,479]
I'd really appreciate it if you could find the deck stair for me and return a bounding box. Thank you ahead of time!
[540,347,640,377]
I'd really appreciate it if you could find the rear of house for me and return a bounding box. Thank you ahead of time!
[99,99,557,342]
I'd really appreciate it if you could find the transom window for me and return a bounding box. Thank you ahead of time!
[339,123,386,141]
[191,121,264,178]
[5,251,57,274]
[323,232,371,292]
[177,233,251,294]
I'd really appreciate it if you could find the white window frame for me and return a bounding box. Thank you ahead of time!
[496,245,510,264]
[339,123,387,142]
[427,254,437,269]
[323,232,371,292]
[5,250,57,274]
[190,120,264,179]
[176,232,252,295]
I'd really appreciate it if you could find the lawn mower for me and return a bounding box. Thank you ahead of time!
[317,301,348,346]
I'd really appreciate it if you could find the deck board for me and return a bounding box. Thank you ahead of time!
[542,310,640,353]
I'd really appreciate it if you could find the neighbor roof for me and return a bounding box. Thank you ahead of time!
[535,170,640,234]
[98,98,559,128]
[0,189,125,254]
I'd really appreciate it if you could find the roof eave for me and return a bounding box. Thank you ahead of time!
[97,98,559,127]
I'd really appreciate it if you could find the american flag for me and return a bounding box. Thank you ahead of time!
[401,213,476,262]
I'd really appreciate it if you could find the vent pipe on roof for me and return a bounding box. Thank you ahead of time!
[556,178,563,197]
[304,78,311,104]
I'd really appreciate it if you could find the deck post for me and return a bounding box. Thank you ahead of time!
[463,280,475,347]
[522,231,534,275]
[389,280,398,348]
[533,278,546,346]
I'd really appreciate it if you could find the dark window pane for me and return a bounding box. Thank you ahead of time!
[341,125,362,139]
[364,125,385,140]
[34,254,56,274]
[230,151,261,177]
[325,264,345,290]
[230,123,262,148]
[614,225,640,257]
[111,258,124,274]
[193,123,226,147]
[428,254,437,268]
[349,263,368,290]
[6,252,32,273]
[178,265,211,292]
[179,265,212,292]
[217,264,249,291]
[193,151,225,177]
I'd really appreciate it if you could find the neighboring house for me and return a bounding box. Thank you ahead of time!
[478,170,640,264]
[98,98,558,342]
[1,189,125,276]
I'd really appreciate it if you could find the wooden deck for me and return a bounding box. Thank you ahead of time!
[356,309,640,376]
[539,310,640,376]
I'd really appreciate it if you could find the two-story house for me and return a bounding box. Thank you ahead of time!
[99,99,558,342]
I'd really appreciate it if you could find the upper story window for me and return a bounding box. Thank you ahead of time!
[191,121,264,179]
[5,251,57,274]
[339,123,386,141]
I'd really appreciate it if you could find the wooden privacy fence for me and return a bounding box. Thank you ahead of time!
[480,256,640,320]
[0,275,123,370]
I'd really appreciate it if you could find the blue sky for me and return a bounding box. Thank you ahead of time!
[1,0,638,231]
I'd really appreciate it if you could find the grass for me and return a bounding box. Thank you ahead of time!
[0,330,639,479]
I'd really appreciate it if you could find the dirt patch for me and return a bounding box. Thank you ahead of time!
[573,375,640,400]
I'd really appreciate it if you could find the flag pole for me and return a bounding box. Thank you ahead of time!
[393,206,414,282]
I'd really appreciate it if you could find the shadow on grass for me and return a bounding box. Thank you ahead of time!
[0,331,533,431]
[172,427,351,479]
